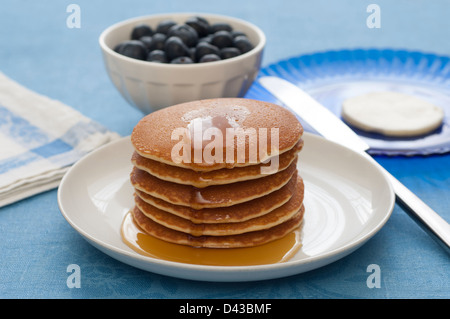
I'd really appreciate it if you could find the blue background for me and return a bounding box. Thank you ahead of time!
[0,0,449,298]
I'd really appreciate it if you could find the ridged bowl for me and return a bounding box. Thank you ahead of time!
[99,12,265,114]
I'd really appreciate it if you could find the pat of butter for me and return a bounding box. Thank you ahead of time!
[341,91,444,137]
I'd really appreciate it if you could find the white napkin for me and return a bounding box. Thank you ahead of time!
[0,72,120,207]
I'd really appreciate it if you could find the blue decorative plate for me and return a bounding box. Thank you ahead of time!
[245,48,450,156]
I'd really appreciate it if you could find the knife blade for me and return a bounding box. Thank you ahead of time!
[259,76,450,254]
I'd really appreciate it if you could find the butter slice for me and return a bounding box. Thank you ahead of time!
[341,91,444,137]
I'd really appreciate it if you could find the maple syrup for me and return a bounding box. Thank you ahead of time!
[120,212,302,266]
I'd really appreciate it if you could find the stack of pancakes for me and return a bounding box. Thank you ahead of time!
[128,98,305,249]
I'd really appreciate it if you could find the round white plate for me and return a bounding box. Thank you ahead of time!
[58,133,395,282]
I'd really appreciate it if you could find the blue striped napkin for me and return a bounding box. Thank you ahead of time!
[0,72,120,207]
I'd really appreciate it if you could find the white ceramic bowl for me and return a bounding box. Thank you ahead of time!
[99,13,266,114]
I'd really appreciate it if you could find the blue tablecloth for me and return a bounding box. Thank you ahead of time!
[1,0,449,299]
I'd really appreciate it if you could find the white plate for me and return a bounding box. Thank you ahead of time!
[58,133,395,282]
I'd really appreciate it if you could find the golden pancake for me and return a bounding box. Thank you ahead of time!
[131,205,305,248]
[130,161,297,209]
[134,180,303,236]
[125,98,306,255]
[134,174,302,224]
[132,139,303,188]
[131,98,303,171]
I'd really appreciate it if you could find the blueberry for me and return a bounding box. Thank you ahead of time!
[199,54,221,63]
[164,36,190,60]
[122,17,251,64]
[185,16,210,38]
[231,30,247,38]
[194,16,209,26]
[113,42,124,53]
[167,24,199,47]
[220,47,241,59]
[198,35,213,44]
[131,24,153,40]
[211,30,233,49]
[118,40,148,60]
[171,56,194,64]
[209,23,233,33]
[139,36,153,51]
[147,50,168,63]
[155,19,177,35]
[233,35,253,54]
[189,47,196,62]
[144,33,167,52]
[194,42,220,61]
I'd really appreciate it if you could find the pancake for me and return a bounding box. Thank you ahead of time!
[131,98,303,171]
[125,97,306,253]
[132,139,303,188]
[134,174,302,224]
[130,160,298,209]
[131,205,305,248]
[134,179,303,236]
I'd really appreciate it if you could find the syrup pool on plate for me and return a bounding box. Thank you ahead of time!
[120,212,302,266]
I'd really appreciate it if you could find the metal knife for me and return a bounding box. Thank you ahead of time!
[259,76,450,254]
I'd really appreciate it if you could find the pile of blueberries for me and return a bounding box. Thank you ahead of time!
[114,16,254,64]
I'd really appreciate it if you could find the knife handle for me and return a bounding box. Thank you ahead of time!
[365,153,450,254]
